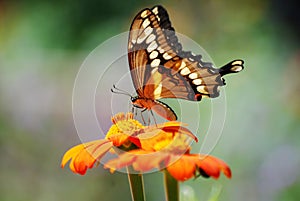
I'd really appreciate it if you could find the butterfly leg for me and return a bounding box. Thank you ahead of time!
[150,110,157,127]
[140,108,147,125]
[131,106,136,116]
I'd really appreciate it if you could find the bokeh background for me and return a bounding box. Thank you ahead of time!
[1,0,300,200]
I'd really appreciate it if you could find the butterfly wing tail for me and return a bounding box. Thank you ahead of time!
[219,60,244,76]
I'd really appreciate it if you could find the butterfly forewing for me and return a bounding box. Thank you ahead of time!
[128,8,195,100]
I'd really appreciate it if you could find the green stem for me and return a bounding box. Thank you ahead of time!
[164,170,179,201]
[127,167,145,201]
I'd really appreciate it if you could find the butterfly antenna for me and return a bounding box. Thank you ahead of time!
[111,84,132,97]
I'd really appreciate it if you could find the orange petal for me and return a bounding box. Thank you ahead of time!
[160,122,198,143]
[106,132,130,146]
[87,140,114,160]
[194,154,232,179]
[105,150,167,173]
[166,155,197,181]
[137,123,197,151]
[149,121,198,143]
[207,155,232,178]
[138,130,174,151]
[61,142,93,168]
[61,139,113,175]
[104,151,138,173]
[128,136,141,148]
[131,151,167,172]
[73,148,96,175]
[166,154,232,181]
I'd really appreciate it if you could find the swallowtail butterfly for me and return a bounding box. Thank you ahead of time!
[127,5,244,121]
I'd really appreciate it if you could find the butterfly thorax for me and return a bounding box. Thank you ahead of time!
[131,96,155,110]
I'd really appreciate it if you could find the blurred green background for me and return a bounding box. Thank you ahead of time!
[1,0,300,201]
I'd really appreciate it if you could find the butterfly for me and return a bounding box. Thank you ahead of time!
[127,5,244,121]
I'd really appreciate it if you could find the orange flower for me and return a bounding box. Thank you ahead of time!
[61,112,198,175]
[61,112,230,180]
[105,149,231,181]
[104,122,230,181]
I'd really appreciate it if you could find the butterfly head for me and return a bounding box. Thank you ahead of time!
[131,96,138,103]
[131,96,144,109]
